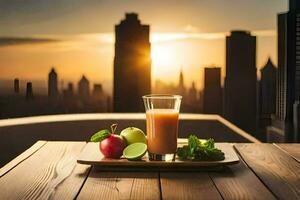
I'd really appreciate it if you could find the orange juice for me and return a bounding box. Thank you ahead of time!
[146,109,179,154]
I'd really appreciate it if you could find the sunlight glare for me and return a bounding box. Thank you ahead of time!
[151,45,174,68]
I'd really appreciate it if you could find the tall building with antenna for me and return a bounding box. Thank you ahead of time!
[178,69,186,97]
[48,68,58,98]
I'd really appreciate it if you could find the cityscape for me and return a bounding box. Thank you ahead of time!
[0,0,299,142]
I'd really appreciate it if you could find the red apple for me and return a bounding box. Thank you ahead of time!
[99,134,125,159]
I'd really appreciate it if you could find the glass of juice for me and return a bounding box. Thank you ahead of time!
[143,94,182,161]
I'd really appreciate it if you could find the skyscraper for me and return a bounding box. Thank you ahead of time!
[188,81,198,104]
[259,58,277,140]
[14,78,19,94]
[178,69,186,97]
[26,82,33,100]
[268,0,300,142]
[113,13,151,112]
[78,75,90,100]
[224,31,257,135]
[63,82,74,98]
[67,83,74,96]
[48,68,58,98]
[203,67,222,114]
[93,84,104,100]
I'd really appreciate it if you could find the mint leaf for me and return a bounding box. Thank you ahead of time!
[188,135,199,150]
[177,135,225,161]
[177,146,189,159]
[187,135,199,159]
[90,129,110,142]
[202,138,215,149]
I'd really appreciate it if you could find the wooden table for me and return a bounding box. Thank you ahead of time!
[0,141,299,200]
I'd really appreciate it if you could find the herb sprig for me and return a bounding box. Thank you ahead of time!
[177,135,225,161]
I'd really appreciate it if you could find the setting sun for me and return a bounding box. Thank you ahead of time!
[151,43,181,83]
[151,45,174,67]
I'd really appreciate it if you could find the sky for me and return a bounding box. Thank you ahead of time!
[0,0,288,94]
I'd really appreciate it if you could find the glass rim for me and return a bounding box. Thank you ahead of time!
[142,94,182,99]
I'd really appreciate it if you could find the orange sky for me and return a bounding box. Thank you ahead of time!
[0,31,277,94]
[0,0,287,94]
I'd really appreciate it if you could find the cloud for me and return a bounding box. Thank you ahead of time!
[0,37,59,46]
[151,32,226,43]
[252,30,276,37]
[0,29,276,49]
[151,29,276,43]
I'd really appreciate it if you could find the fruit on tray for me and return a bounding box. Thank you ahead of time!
[100,134,125,159]
[90,124,148,160]
[90,124,126,159]
[90,124,224,162]
[123,143,147,160]
[120,127,147,145]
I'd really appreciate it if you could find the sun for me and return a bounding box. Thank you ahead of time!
[151,45,175,68]
[150,43,180,82]
[150,33,192,82]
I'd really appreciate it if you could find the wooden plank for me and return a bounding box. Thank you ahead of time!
[160,172,222,200]
[77,170,160,200]
[235,143,300,200]
[0,140,47,177]
[209,157,276,199]
[77,142,239,169]
[52,162,91,199]
[275,143,300,162]
[0,141,90,200]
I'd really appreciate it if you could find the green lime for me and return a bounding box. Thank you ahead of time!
[123,143,147,161]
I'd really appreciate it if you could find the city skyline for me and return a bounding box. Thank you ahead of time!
[0,0,288,94]
[0,1,295,141]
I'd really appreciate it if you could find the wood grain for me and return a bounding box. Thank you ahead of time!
[77,142,239,169]
[160,172,222,200]
[77,170,160,200]
[0,140,47,177]
[275,143,300,163]
[209,157,275,199]
[0,141,90,200]
[235,143,300,200]
[51,162,91,199]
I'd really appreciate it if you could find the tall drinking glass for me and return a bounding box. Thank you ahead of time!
[143,94,182,161]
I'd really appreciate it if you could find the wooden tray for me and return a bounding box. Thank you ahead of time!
[77,142,240,170]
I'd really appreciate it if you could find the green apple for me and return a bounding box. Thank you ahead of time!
[120,127,146,145]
